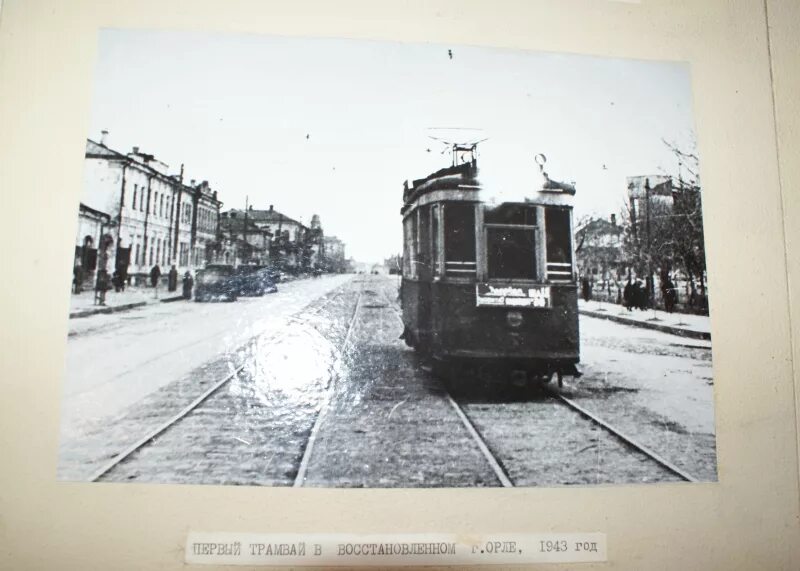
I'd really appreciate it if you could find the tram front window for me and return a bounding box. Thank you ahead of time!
[485,204,538,281]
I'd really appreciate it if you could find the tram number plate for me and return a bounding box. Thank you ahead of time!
[476,284,551,308]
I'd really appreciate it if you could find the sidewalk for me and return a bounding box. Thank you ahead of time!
[69,287,184,318]
[578,299,711,341]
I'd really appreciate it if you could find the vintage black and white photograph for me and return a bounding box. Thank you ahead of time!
[59,29,715,487]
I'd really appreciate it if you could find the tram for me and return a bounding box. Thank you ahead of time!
[399,146,580,386]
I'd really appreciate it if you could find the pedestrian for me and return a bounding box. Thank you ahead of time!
[632,279,644,310]
[581,276,592,302]
[182,271,194,300]
[168,264,178,292]
[150,264,161,288]
[117,265,127,292]
[95,269,110,306]
[623,278,633,311]
[72,264,83,294]
[112,269,122,293]
[150,264,161,299]
[663,275,677,313]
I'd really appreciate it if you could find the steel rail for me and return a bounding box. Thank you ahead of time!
[383,276,695,485]
[89,283,352,483]
[444,394,514,487]
[382,286,514,488]
[293,281,365,487]
[553,393,698,483]
[88,365,245,482]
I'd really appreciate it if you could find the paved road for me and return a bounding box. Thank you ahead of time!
[60,274,352,442]
[58,274,717,485]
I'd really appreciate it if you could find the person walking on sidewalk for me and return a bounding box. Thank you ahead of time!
[581,276,592,302]
[632,279,645,310]
[95,269,110,306]
[72,264,83,294]
[623,278,633,311]
[168,265,178,292]
[182,271,194,300]
[663,275,677,313]
[150,264,162,298]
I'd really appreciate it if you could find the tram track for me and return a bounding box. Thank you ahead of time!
[293,280,364,487]
[549,393,697,482]
[90,283,360,483]
[379,281,697,486]
[91,275,698,486]
[379,285,515,488]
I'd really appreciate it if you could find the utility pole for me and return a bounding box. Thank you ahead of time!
[645,178,654,308]
[243,195,249,263]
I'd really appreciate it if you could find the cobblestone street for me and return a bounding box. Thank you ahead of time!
[59,274,716,486]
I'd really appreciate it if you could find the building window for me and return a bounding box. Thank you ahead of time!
[135,243,140,266]
[179,242,189,266]
[160,195,164,218]
[140,188,145,211]
[132,184,138,209]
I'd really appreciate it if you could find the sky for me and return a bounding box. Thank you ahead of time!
[87,29,698,262]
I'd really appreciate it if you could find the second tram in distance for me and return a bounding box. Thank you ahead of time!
[400,148,580,386]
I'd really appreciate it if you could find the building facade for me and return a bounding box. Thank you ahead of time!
[575,214,626,281]
[323,236,348,273]
[243,206,309,271]
[218,209,271,266]
[80,135,223,285]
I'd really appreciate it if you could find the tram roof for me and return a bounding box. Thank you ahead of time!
[402,161,479,206]
[401,159,577,214]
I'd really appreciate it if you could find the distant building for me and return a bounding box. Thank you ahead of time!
[322,236,347,272]
[627,175,673,245]
[191,180,223,267]
[80,133,223,284]
[218,209,271,265]
[575,214,626,281]
[244,205,308,242]
[237,205,309,271]
[74,203,113,288]
[383,254,402,274]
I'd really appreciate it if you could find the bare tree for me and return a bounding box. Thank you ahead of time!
[617,136,708,312]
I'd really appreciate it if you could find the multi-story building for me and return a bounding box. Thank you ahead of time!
[73,203,113,288]
[323,236,347,273]
[189,180,223,268]
[218,209,271,265]
[574,214,626,281]
[245,205,308,242]
[244,205,309,271]
[80,133,223,285]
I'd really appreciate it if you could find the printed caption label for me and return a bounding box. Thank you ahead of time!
[185,532,606,566]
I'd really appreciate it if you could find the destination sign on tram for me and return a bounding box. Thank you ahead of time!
[475,284,551,308]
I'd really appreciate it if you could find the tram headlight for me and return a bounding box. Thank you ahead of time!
[506,310,524,328]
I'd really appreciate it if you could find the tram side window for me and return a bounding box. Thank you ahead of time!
[402,216,414,277]
[431,204,441,277]
[417,205,430,277]
[444,202,476,264]
[485,204,537,280]
[545,208,572,263]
